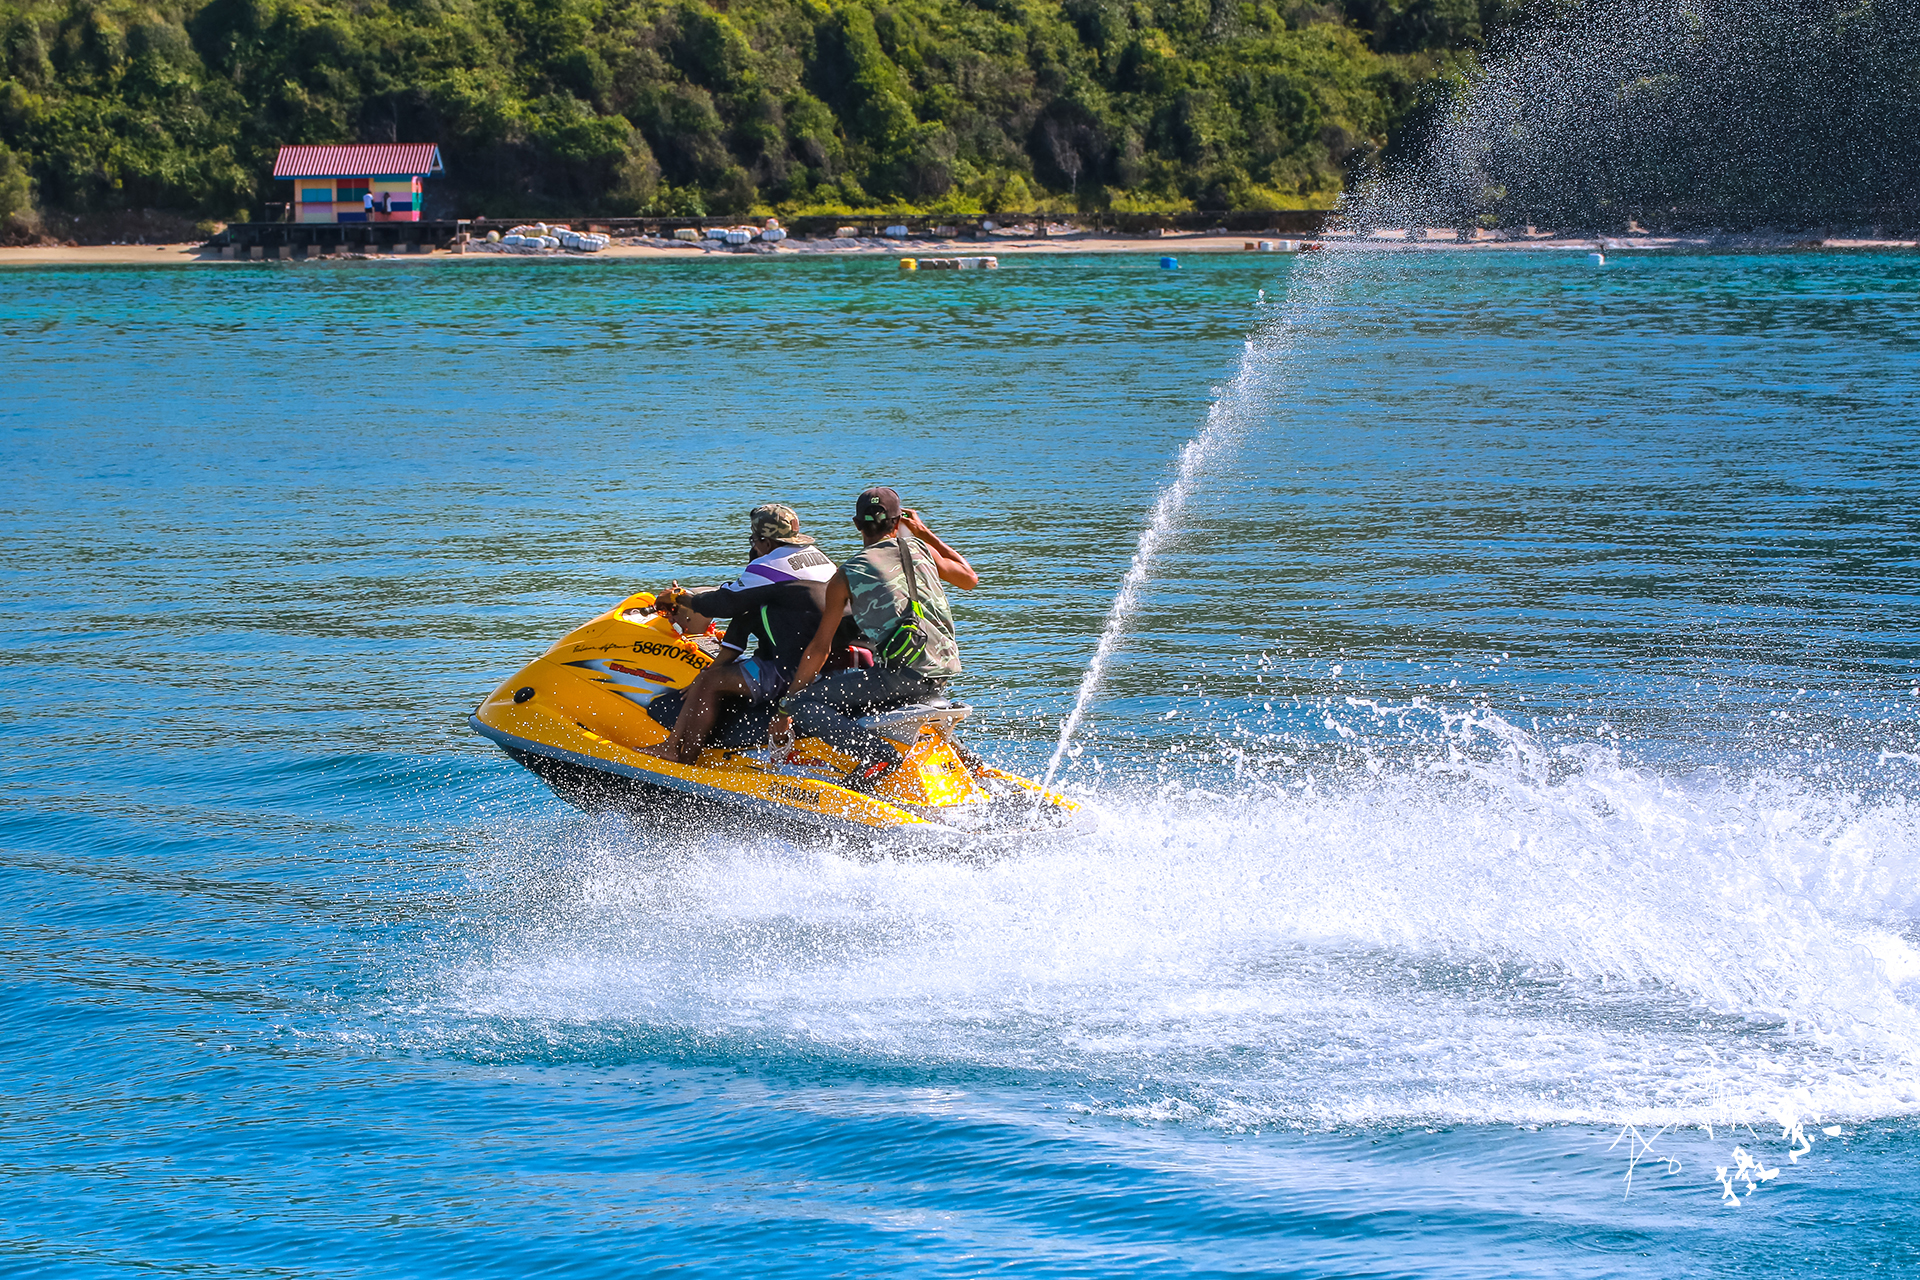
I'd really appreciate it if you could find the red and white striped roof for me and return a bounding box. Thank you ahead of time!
[273,145,445,179]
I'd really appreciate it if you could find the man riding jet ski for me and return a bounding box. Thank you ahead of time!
[775,486,975,791]
[639,503,844,765]
[467,489,1076,848]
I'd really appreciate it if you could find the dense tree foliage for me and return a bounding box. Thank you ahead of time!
[0,0,1493,224]
[5,0,1911,232]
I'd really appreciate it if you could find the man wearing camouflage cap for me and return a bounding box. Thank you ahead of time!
[641,503,842,764]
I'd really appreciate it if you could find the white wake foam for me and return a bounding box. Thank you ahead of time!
[422,713,1920,1131]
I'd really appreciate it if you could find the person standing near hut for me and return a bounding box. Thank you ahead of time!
[362,189,374,219]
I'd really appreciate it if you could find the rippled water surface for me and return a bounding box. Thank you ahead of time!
[4,251,1919,1276]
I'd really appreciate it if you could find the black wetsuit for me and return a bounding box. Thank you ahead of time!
[682,543,839,678]
[647,544,844,744]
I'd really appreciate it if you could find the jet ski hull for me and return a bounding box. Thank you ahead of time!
[469,592,1077,850]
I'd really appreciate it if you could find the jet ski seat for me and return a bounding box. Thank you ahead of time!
[646,688,971,752]
[856,699,972,744]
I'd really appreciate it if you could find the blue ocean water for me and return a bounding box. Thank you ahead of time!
[3,250,1918,1276]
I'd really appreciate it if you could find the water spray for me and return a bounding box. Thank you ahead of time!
[1034,380,1253,797]
[1037,0,1898,795]
[1035,293,1317,797]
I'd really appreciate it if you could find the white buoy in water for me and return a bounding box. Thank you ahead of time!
[1589,251,1606,265]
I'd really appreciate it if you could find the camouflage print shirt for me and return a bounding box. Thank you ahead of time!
[841,535,962,681]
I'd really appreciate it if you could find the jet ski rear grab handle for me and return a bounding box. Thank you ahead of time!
[762,702,972,777]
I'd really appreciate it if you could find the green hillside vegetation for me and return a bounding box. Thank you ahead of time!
[0,0,1500,232]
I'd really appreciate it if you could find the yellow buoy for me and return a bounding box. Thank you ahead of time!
[899,258,918,271]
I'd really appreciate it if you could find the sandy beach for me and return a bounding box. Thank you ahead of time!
[0,242,218,266]
[4,228,1914,267]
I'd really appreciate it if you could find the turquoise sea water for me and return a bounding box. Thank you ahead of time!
[4,250,1919,1275]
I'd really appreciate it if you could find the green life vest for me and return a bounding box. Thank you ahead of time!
[842,535,962,681]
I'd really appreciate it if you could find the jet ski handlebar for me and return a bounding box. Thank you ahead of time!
[619,587,719,641]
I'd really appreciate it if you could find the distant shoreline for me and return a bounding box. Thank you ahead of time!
[3,229,1914,267]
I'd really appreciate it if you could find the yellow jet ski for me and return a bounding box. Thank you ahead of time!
[470,592,1078,850]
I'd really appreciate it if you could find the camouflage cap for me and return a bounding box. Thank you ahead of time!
[749,502,814,546]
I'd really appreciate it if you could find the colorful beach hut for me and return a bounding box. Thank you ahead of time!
[274,144,445,224]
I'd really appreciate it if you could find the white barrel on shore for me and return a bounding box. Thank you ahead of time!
[762,227,787,242]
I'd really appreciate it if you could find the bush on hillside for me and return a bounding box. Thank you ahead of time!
[0,143,40,241]
[0,0,1462,220]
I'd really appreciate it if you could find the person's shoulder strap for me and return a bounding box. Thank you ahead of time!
[894,532,921,608]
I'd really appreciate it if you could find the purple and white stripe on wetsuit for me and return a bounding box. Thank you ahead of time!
[682,544,840,679]
[720,545,835,592]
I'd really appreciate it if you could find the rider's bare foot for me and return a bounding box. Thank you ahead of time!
[636,742,683,763]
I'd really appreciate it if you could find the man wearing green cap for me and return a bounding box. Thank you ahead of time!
[640,503,840,764]
[774,486,976,785]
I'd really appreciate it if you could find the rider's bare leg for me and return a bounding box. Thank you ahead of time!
[639,661,753,764]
